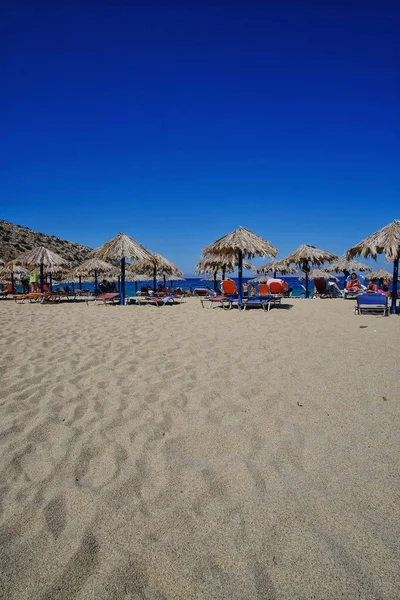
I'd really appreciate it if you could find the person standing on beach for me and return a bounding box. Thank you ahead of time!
[21,273,30,294]
[243,282,248,297]
[30,272,39,292]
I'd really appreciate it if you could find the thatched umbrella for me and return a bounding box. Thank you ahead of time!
[10,246,69,292]
[284,244,338,298]
[298,269,338,281]
[254,259,297,277]
[129,272,185,293]
[346,220,400,314]
[363,269,393,281]
[328,257,371,280]
[195,255,253,291]
[129,253,183,292]
[0,263,30,293]
[202,227,277,304]
[94,233,153,305]
[72,257,116,296]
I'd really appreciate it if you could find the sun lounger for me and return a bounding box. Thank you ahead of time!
[145,294,176,306]
[13,292,61,304]
[200,294,229,309]
[0,284,14,298]
[354,293,389,316]
[86,293,119,305]
[244,298,268,310]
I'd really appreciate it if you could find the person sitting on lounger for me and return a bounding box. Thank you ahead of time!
[346,272,362,292]
[379,278,391,297]
[366,280,378,293]
[326,279,342,296]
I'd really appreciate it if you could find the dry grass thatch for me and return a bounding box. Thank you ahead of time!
[0,263,29,275]
[129,254,183,277]
[328,257,372,273]
[202,227,278,259]
[363,269,393,281]
[72,257,116,277]
[284,245,338,267]
[195,256,253,274]
[130,273,185,282]
[346,220,400,261]
[10,246,69,273]
[299,269,338,281]
[94,233,153,261]
[254,259,297,275]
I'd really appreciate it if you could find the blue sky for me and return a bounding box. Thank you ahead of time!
[2,1,399,274]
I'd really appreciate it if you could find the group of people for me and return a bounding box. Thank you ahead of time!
[96,279,117,294]
[20,272,38,294]
[344,273,391,296]
[139,283,175,296]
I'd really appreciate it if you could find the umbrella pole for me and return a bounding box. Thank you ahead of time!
[213,271,218,292]
[238,250,243,308]
[120,257,126,305]
[305,272,309,298]
[72,281,75,293]
[40,263,44,293]
[79,276,82,290]
[222,267,226,280]
[153,266,156,293]
[49,273,52,291]
[163,274,166,285]
[273,271,277,278]
[94,270,98,296]
[11,271,15,294]
[390,255,399,314]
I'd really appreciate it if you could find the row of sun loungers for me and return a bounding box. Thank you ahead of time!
[200,280,286,310]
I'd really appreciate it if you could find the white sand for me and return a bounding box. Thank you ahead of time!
[0,297,399,599]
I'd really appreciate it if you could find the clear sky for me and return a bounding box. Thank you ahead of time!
[2,1,399,274]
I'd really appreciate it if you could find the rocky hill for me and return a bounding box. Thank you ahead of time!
[0,219,92,265]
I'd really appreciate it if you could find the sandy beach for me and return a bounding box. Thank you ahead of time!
[0,297,399,600]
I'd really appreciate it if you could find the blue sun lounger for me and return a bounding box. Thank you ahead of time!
[354,293,388,316]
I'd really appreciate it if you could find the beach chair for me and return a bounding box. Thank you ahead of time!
[258,283,269,295]
[312,278,334,298]
[243,297,269,311]
[145,294,176,306]
[0,284,14,298]
[220,279,240,309]
[200,290,228,309]
[354,293,389,316]
[86,293,119,306]
[260,281,284,309]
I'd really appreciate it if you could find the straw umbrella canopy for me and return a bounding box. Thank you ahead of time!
[298,269,338,281]
[195,255,253,291]
[71,257,116,295]
[363,269,393,281]
[10,246,69,292]
[254,259,297,276]
[129,253,183,291]
[202,227,278,305]
[284,244,338,298]
[0,263,30,292]
[94,233,153,305]
[328,257,371,279]
[346,220,400,314]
